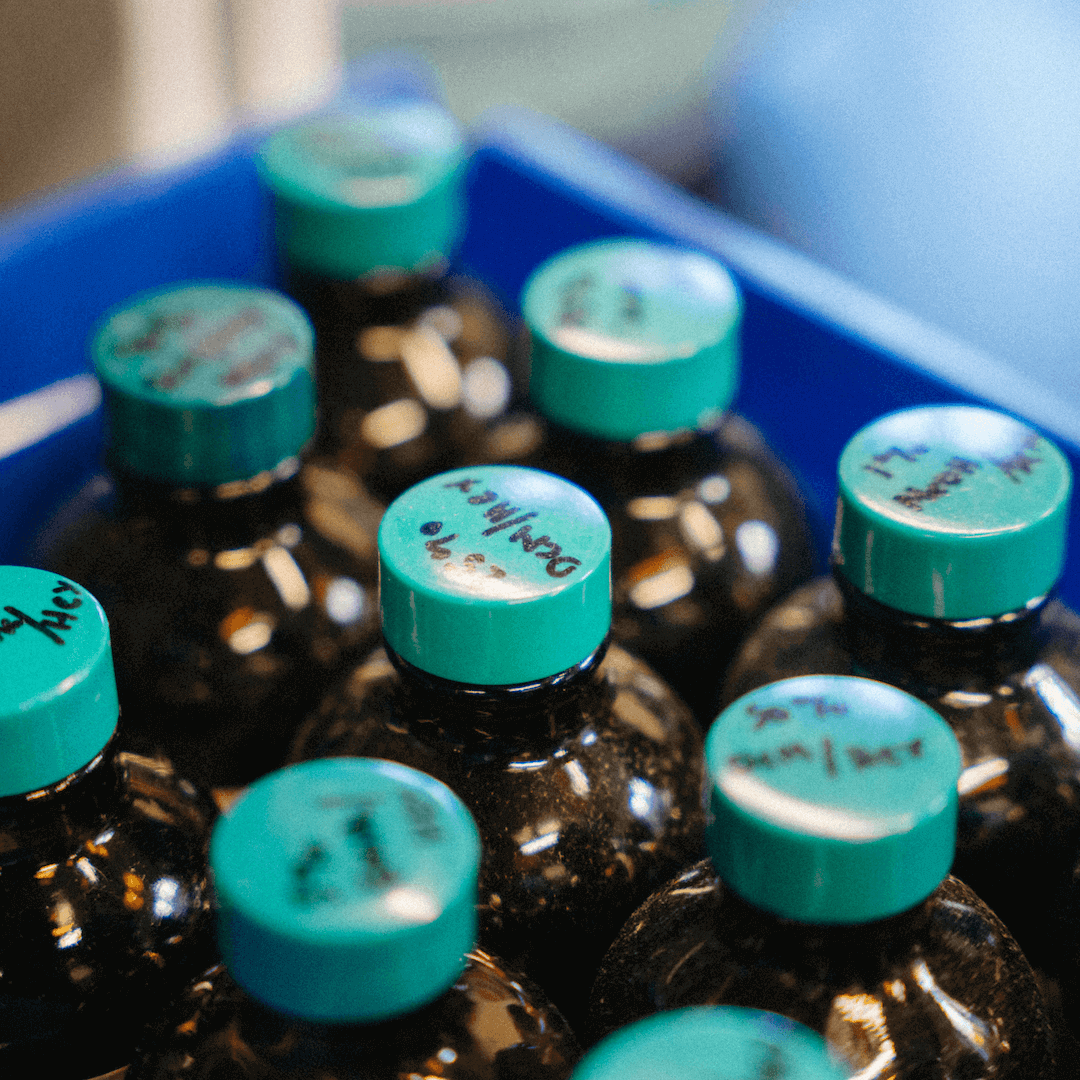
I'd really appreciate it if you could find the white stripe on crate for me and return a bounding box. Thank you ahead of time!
[0,375,101,462]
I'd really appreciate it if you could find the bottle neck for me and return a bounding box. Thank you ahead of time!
[833,567,1052,692]
[386,636,611,738]
[286,262,453,336]
[110,459,307,551]
[0,726,123,867]
[540,414,731,485]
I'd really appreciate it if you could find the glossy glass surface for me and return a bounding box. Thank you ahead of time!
[0,734,217,1079]
[723,574,1080,979]
[36,463,380,792]
[589,861,1054,1078]
[288,640,707,1030]
[289,266,534,505]
[529,413,816,725]
[128,949,579,1080]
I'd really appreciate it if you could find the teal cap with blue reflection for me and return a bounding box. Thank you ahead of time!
[379,465,612,685]
[0,567,118,797]
[257,101,466,280]
[834,405,1072,618]
[523,238,742,441]
[572,1007,845,1080]
[211,757,481,1023]
[92,282,316,487]
[706,675,961,924]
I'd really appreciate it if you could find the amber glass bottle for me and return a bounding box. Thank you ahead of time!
[723,404,1080,987]
[257,100,534,505]
[521,238,815,725]
[289,465,707,1029]
[589,675,1055,1078]
[0,566,217,1079]
[127,757,580,1079]
[36,282,380,798]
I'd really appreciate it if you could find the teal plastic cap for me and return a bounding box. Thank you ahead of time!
[0,567,118,797]
[257,101,466,280]
[834,405,1072,618]
[573,1007,844,1080]
[706,675,961,924]
[522,238,742,441]
[211,758,481,1023]
[93,282,316,487]
[379,466,612,685]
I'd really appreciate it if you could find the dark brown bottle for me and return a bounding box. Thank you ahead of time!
[127,758,580,1080]
[0,566,217,1079]
[723,405,1080,983]
[589,675,1056,1078]
[520,238,816,724]
[289,465,707,1030]
[35,282,381,798]
[257,100,534,505]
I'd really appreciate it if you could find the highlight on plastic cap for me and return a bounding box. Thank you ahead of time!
[0,567,118,798]
[211,757,481,1024]
[833,405,1072,619]
[705,675,961,924]
[573,1007,845,1080]
[379,466,612,685]
[92,282,316,487]
[522,238,742,441]
[257,101,466,280]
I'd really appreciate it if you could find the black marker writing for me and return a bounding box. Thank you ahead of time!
[0,580,83,646]
[400,789,442,843]
[348,811,396,890]
[992,434,1042,484]
[730,737,925,777]
[558,273,593,328]
[428,480,583,577]
[863,444,930,479]
[292,842,338,906]
[893,456,980,512]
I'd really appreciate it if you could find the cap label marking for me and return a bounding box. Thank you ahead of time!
[0,580,82,646]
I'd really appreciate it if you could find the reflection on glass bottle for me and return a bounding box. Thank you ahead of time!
[257,101,532,505]
[520,239,816,725]
[589,676,1055,1079]
[723,406,1080,1002]
[0,567,217,1079]
[128,758,579,1079]
[33,283,381,795]
[289,466,707,1030]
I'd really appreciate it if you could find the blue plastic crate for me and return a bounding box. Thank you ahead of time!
[3,99,1079,607]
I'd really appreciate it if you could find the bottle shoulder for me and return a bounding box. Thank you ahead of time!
[589,864,1053,1078]
[0,753,217,1076]
[128,948,580,1080]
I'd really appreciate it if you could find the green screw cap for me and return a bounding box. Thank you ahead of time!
[212,757,481,1023]
[706,675,961,924]
[522,238,742,441]
[93,282,316,487]
[0,566,118,797]
[834,405,1072,618]
[257,101,466,280]
[379,466,612,685]
[573,1007,844,1080]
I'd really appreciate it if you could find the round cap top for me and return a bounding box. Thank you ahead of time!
[834,405,1072,618]
[706,675,961,923]
[573,1007,844,1080]
[379,466,612,685]
[93,282,315,486]
[523,238,742,440]
[257,101,466,279]
[211,757,481,1023]
[0,567,118,797]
